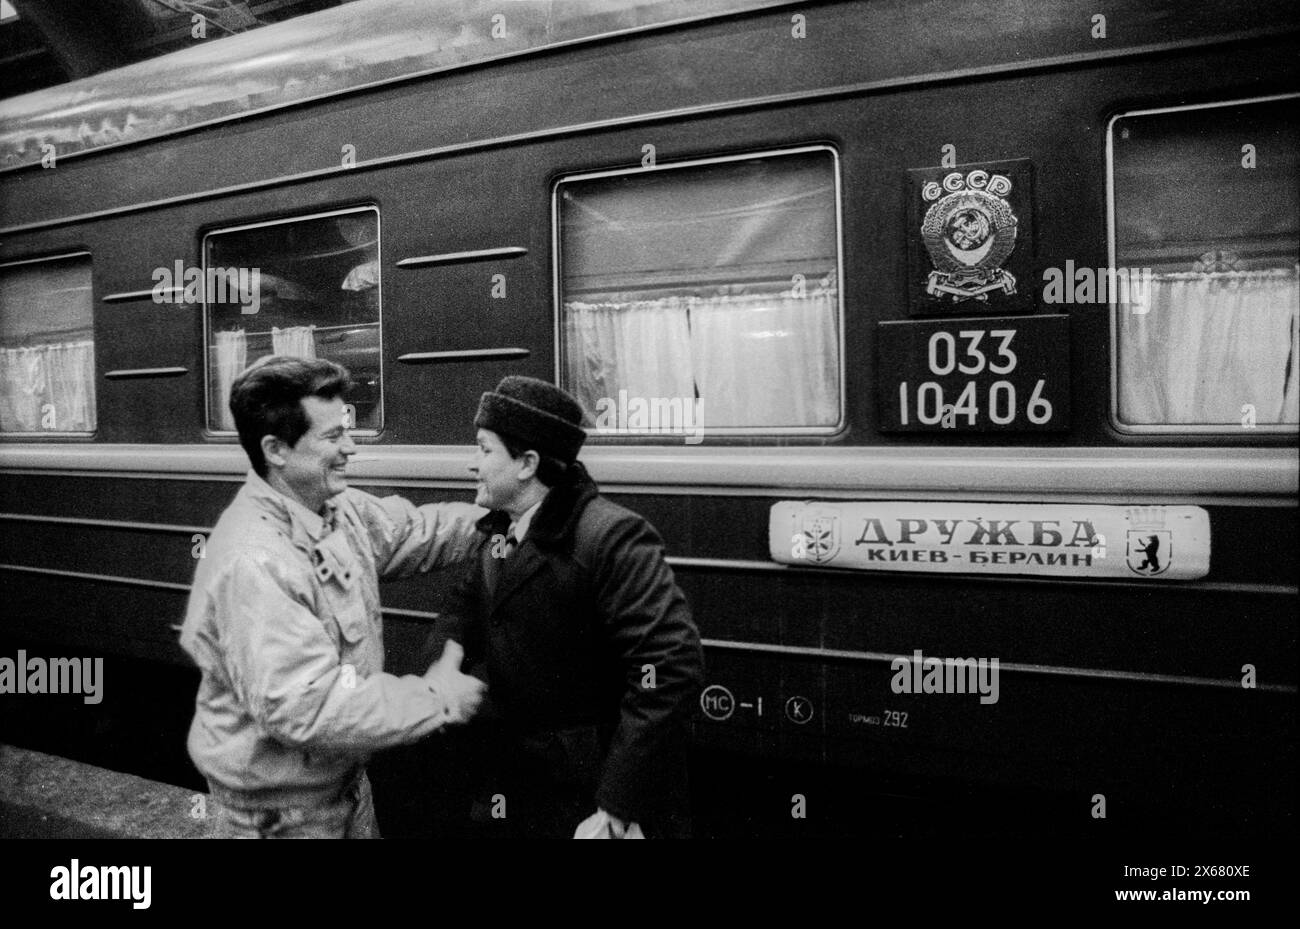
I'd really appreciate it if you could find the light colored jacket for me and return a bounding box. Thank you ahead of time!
[180,471,481,808]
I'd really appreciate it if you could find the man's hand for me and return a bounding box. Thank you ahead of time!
[423,641,486,725]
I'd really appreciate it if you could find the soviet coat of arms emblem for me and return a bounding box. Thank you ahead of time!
[921,169,1018,301]
[907,159,1034,315]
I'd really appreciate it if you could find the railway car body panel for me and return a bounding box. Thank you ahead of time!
[1,0,1295,835]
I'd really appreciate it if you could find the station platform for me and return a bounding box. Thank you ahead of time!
[0,744,204,839]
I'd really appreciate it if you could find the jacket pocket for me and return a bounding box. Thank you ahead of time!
[332,601,369,644]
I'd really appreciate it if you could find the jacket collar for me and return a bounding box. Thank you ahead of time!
[474,461,599,549]
[242,469,340,548]
[511,499,544,542]
[478,464,596,612]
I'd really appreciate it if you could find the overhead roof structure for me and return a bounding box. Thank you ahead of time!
[0,0,796,172]
[1,1,353,99]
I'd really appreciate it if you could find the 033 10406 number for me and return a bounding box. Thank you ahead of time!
[897,329,1052,426]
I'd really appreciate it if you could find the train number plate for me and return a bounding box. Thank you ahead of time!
[877,315,1069,432]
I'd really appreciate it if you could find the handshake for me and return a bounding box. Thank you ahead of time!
[423,640,487,726]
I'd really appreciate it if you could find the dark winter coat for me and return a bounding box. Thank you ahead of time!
[424,463,703,837]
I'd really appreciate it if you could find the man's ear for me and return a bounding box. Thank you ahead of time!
[261,434,290,470]
[516,450,540,482]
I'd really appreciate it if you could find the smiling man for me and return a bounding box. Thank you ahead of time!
[180,355,487,838]
[426,375,703,838]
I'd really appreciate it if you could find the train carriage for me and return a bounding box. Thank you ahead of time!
[0,0,1296,837]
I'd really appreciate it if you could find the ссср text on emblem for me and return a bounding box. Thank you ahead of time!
[921,170,1018,302]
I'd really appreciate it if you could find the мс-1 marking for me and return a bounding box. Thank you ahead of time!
[876,314,1070,432]
[771,502,1211,580]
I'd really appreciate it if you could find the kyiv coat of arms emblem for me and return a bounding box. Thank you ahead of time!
[801,510,841,565]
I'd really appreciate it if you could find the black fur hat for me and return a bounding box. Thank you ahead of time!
[474,376,587,463]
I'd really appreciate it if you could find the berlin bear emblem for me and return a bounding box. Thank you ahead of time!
[1126,530,1172,576]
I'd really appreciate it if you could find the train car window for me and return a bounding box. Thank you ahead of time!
[1110,96,1299,433]
[556,147,842,437]
[0,253,96,435]
[203,207,382,434]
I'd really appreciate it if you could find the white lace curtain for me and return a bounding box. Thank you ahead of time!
[0,340,96,432]
[210,325,317,430]
[272,325,317,359]
[1117,268,1299,425]
[212,330,247,431]
[564,291,838,428]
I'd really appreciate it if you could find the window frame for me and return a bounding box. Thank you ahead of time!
[551,144,847,439]
[201,204,384,439]
[0,249,96,440]
[1106,93,1300,436]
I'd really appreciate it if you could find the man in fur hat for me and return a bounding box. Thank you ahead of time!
[426,376,704,838]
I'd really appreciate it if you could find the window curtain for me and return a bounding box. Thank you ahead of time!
[564,298,694,417]
[1117,268,1299,425]
[0,340,95,432]
[691,292,837,427]
[563,289,838,428]
[208,326,313,430]
[0,346,46,431]
[43,340,96,431]
[213,329,247,431]
[272,325,316,359]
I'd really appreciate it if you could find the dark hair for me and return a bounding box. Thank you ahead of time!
[499,432,571,488]
[229,356,351,477]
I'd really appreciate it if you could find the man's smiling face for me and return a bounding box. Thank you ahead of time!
[469,428,525,512]
[278,395,356,513]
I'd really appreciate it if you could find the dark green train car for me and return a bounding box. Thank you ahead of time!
[1,0,1295,837]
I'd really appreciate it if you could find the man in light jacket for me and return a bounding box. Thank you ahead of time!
[180,355,486,838]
